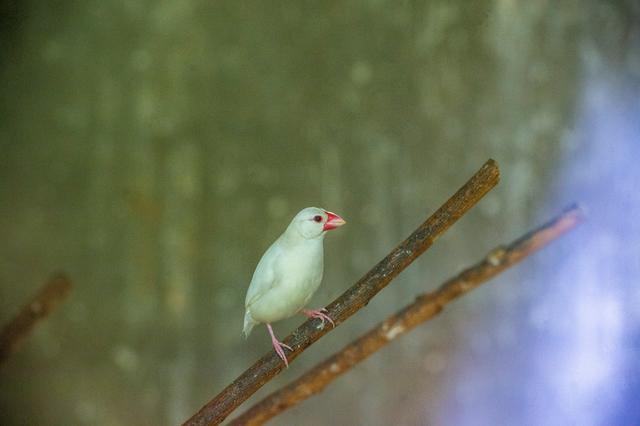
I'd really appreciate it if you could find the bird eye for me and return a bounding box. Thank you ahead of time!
[313,215,323,222]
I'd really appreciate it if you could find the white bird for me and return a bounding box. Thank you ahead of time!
[243,207,346,366]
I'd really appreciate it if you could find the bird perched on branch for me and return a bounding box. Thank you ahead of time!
[243,207,346,367]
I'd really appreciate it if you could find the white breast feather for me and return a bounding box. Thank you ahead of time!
[244,236,324,330]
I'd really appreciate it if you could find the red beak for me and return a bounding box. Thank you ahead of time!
[323,211,346,231]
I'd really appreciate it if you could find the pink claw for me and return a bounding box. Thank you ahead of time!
[302,308,335,328]
[267,324,291,367]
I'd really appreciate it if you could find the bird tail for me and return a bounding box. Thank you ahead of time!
[243,310,257,338]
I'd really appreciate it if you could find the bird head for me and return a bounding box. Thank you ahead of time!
[289,207,346,239]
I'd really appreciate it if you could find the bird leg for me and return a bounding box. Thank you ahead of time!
[302,308,335,328]
[267,323,292,367]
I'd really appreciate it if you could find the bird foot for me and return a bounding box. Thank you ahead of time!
[302,308,335,328]
[267,324,292,367]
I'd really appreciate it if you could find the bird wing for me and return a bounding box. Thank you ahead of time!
[245,242,282,309]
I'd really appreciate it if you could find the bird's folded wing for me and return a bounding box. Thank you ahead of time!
[245,243,281,309]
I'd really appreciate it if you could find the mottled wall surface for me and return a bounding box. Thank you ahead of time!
[0,1,637,425]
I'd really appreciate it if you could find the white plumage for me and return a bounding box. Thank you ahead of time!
[242,206,346,366]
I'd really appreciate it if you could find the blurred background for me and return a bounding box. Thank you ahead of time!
[1,1,639,425]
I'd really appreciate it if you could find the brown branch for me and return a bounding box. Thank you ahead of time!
[229,205,583,426]
[0,272,72,365]
[183,159,500,426]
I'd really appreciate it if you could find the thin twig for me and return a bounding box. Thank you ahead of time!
[229,205,583,425]
[0,272,72,365]
[183,159,500,426]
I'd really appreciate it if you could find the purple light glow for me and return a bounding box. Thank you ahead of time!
[438,70,640,425]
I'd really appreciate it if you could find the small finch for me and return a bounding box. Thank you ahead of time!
[243,207,346,367]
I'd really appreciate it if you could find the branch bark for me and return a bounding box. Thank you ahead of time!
[183,159,500,426]
[229,205,583,426]
[0,272,72,365]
